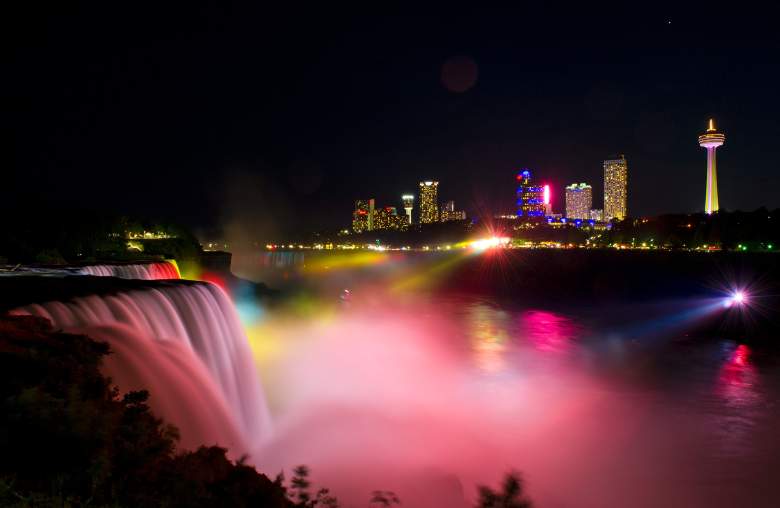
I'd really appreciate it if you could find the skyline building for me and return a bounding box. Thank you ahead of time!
[699,118,725,215]
[402,194,414,224]
[604,154,628,221]
[516,169,546,218]
[419,181,439,223]
[352,199,375,233]
[590,209,604,222]
[440,200,467,221]
[543,184,552,215]
[565,183,593,219]
[373,206,407,230]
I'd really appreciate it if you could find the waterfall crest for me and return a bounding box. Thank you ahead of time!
[78,261,180,280]
[12,281,270,458]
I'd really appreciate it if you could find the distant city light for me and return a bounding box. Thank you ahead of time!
[470,236,510,251]
[543,184,550,205]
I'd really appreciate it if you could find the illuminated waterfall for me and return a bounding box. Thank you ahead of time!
[12,281,270,457]
[78,261,180,280]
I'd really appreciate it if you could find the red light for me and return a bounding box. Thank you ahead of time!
[200,271,228,294]
[543,184,550,205]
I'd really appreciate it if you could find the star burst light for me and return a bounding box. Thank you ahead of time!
[723,290,748,308]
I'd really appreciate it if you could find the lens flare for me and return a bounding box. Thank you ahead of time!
[724,290,748,308]
[470,236,510,252]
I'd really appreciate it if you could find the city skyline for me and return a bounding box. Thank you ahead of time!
[7,8,779,236]
[346,126,734,232]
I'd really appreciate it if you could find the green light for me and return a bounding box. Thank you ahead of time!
[768,244,774,250]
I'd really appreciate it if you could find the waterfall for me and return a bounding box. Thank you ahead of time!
[11,281,270,458]
[78,261,180,280]
[261,251,305,268]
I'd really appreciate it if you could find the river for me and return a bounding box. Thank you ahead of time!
[235,250,780,507]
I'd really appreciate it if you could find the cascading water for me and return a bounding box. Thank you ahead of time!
[11,281,270,458]
[78,261,180,280]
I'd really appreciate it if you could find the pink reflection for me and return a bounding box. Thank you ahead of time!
[716,344,759,407]
[522,310,579,353]
[466,304,509,373]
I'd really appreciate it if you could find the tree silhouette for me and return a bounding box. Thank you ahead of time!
[370,490,401,507]
[476,472,532,508]
[291,465,313,505]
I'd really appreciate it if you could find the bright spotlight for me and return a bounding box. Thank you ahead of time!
[470,236,510,252]
[724,290,748,308]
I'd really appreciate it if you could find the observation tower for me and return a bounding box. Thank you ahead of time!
[402,194,414,224]
[699,118,725,215]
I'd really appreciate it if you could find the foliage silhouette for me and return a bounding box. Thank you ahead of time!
[0,314,290,508]
[476,472,533,508]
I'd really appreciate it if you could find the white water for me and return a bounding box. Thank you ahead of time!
[78,261,180,280]
[12,282,270,457]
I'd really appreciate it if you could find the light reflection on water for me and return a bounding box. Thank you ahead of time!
[451,298,582,375]
[465,303,510,374]
[252,287,780,507]
[442,296,778,502]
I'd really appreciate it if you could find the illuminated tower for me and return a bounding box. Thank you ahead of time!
[516,169,545,219]
[352,199,375,233]
[565,183,592,219]
[419,181,439,223]
[543,184,552,215]
[699,118,725,215]
[603,155,628,221]
[402,194,414,224]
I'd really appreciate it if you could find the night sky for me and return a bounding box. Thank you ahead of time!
[7,6,780,237]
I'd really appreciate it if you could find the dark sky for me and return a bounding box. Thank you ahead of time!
[6,5,780,237]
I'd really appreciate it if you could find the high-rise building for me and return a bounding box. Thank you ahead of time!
[402,195,414,224]
[373,206,407,230]
[419,181,439,223]
[604,155,628,221]
[440,200,467,221]
[565,183,593,219]
[590,209,604,222]
[699,118,725,215]
[516,169,545,218]
[543,184,552,215]
[352,199,375,233]
[441,210,467,221]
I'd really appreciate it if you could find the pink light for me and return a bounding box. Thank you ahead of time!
[543,184,550,205]
[725,290,747,308]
